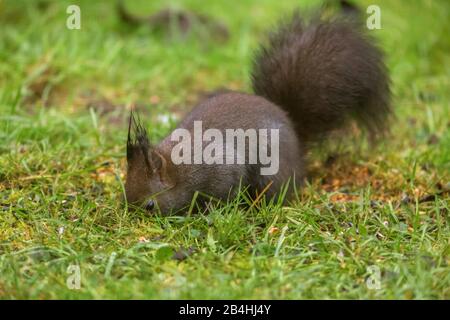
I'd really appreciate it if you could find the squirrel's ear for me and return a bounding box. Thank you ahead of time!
[151,150,175,188]
[149,149,163,171]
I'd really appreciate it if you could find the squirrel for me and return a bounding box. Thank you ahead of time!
[117,0,229,42]
[124,10,391,215]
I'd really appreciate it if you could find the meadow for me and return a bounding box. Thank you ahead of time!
[0,0,448,299]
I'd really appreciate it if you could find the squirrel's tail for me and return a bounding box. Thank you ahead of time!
[251,12,391,143]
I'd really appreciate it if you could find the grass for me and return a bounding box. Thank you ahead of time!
[0,0,449,299]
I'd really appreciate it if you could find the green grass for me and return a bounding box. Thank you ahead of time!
[0,0,449,299]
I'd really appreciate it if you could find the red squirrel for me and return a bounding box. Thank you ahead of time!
[124,11,391,215]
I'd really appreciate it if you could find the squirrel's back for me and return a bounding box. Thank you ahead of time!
[251,12,391,143]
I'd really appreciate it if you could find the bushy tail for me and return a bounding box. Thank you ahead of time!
[251,12,391,143]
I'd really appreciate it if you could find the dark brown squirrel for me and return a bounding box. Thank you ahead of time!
[124,10,391,215]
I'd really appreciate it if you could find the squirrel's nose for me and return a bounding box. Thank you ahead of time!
[145,199,155,211]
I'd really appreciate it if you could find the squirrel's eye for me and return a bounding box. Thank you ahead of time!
[145,199,155,211]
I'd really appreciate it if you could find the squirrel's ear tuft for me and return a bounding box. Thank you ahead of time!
[126,109,152,168]
[126,109,135,161]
